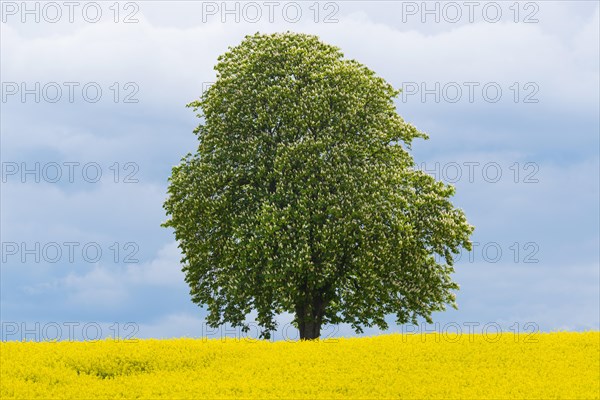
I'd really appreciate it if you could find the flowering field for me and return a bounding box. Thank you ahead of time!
[1,332,598,399]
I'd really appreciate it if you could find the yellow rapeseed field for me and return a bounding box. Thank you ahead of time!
[1,332,598,399]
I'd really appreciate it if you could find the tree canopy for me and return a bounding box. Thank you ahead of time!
[163,32,473,339]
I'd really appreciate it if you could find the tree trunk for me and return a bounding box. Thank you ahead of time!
[296,295,325,340]
[299,318,322,340]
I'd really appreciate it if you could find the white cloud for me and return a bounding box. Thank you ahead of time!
[2,3,598,115]
[20,241,185,307]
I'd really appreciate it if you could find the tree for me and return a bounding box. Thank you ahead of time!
[163,32,473,340]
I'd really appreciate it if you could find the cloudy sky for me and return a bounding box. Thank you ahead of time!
[1,1,598,341]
